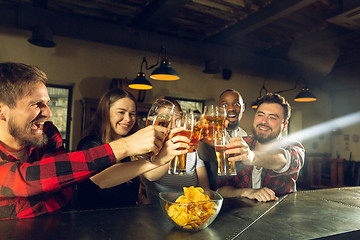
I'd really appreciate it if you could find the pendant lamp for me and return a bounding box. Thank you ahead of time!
[275,79,317,102]
[251,84,268,110]
[128,72,152,90]
[294,87,317,102]
[128,57,153,90]
[28,26,56,48]
[129,46,180,89]
[251,99,259,109]
[150,59,179,81]
[149,45,180,81]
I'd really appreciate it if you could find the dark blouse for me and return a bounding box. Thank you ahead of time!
[76,136,140,209]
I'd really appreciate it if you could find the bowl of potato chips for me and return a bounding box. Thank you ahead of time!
[159,186,223,231]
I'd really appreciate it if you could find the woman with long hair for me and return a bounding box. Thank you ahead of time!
[76,89,187,209]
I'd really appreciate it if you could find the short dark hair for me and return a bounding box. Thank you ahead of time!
[257,93,291,122]
[219,89,241,99]
[158,96,182,112]
[0,62,47,108]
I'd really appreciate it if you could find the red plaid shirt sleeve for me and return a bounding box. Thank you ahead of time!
[215,136,305,196]
[0,121,117,220]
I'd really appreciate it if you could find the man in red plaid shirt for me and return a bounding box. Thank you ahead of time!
[216,93,305,202]
[0,62,188,220]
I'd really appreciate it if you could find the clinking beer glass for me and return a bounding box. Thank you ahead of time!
[188,112,204,153]
[168,112,194,175]
[224,130,238,176]
[214,130,237,176]
[203,105,226,142]
[135,98,175,162]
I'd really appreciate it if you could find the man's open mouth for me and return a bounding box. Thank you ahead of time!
[227,112,238,121]
[31,122,44,132]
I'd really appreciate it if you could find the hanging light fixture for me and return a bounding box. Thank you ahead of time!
[150,45,180,81]
[129,45,179,89]
[251,98,260,109]
[251,84,268,110]
[128,57,153,90]
[294,87,317,102]
[150,59,179,80]
[28,26,56,48]
[275,78,317,102]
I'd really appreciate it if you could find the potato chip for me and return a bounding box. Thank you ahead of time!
[165,186,218,230]
[175,195,191,204]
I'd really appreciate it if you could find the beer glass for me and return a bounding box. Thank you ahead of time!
[146,99,175,128]
[168,112,193,175]
[214,130,237,176]
[214,130,226,176]
[203,105,226,142]
[224,130,238,176]
[135,98,175,162]
[188,112,204,153]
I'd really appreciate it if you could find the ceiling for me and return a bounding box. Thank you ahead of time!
[1,0,360,91]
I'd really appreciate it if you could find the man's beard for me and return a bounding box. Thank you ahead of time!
[9,118,48,148]
[252,124,281,144]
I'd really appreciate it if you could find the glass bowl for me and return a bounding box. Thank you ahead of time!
[159,189,223,231]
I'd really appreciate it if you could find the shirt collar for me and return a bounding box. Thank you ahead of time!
[0,142,32,162]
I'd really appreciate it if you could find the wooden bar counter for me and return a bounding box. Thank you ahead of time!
[1,187,360,240]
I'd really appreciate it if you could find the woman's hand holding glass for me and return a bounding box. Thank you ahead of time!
[126,125,169,156]
[142,127,190,182]
[152,128,190,166]
[110,125,168,163]
[168,112,194,175]
[135,98,175,162]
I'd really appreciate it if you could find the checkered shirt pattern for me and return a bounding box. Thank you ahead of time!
[215,136,305,196]
[0,121,116,220]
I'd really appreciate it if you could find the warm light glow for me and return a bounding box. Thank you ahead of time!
[128,84,153,90]
[294,97,317,102]
[150,74,180,81]
[251,98,260,110]
[128,71,152,90]
[150,59,180,81]
[277,111,360,148]
[294,87,317,102]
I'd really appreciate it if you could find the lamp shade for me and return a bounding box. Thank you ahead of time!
[294,87,317,102]
[251,102,258,109]
[150,59,179,81]
[251,98,260,110]
[128,72,153,90]
[28,26,56,48]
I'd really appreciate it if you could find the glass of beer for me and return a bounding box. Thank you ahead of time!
[224,130,238,176]
[203,105,226,143]
[214,130,226,176]
[188,112,204,153]
[168,112,193,175]
[136,98,175,162]
[214,130,237,176]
